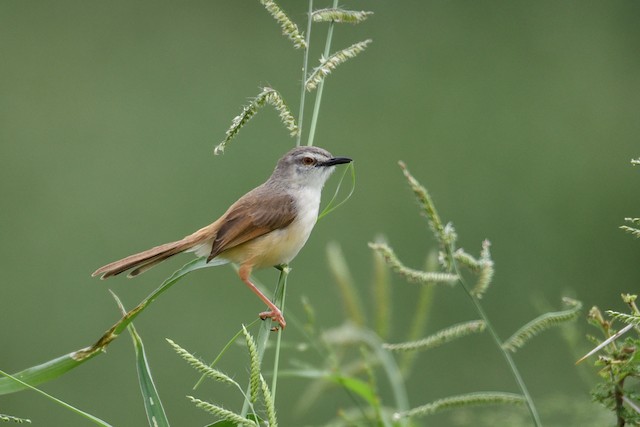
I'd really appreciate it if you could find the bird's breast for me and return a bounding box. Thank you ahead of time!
[242,187,321,268]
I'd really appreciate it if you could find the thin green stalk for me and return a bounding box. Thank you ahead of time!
[296,0,313,147]
[447,244,542,427]
[271,277,287,402]
[306,0,339,147]
[240,267,289,418]
[0,369,112,427]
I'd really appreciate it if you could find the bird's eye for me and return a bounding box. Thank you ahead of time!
[301,156,316,166]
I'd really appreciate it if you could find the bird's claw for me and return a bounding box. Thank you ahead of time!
[259,309,286,331]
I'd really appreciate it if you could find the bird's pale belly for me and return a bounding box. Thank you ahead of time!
[221,215,317,268]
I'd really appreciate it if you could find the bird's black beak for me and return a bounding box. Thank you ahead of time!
[321,156,352,167]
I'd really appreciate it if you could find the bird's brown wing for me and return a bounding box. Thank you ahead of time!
[207,190,296,262]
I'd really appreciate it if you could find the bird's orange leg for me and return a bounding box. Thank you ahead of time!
[238,263,286,330]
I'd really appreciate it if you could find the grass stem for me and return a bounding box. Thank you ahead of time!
[448,246,542,426]
[296,0,313,146]
[306,0,339,147]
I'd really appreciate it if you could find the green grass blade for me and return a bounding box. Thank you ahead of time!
[111,292,170,427]
[326,241,366,326]
[0,351,101,395]
[318,162,355,220]
[331,375,378,408]
[399,252,437,376]
[0,369,112,426]
[371,237,392,340]
[128,323,170,427]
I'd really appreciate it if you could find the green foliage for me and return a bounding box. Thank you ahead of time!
[584,296,640,426]
[579,169,640,426]
[281,320,408,426]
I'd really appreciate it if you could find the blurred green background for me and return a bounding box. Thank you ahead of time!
[1,1,639,425]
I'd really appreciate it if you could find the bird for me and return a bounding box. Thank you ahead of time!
[92,146,353,330]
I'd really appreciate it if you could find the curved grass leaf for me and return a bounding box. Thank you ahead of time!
[0,351,101,396]
[129,323,170,427]
[326,241,366,326]
[332,375,378,408]
[111,292,170,427]
[318,162,356,220]
[0,257,214,395]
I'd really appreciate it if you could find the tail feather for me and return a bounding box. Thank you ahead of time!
[127,245,188,277]
[93,221,221,279]
[93,238,200,279]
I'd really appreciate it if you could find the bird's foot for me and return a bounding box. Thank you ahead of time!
[259,308,286,331]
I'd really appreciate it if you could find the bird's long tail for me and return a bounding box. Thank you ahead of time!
[92,224,217,279]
